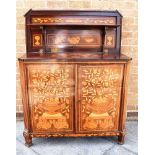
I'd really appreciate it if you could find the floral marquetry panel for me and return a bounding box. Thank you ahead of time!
[27,64,74,133]
[77,64,124,132]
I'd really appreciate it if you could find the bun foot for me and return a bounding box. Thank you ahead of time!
[25,142,32,147]
[118,134,125,145]
[23,131,32,147]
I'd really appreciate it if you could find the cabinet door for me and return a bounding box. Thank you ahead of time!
[27,64,74,133]
[77,64,124,132]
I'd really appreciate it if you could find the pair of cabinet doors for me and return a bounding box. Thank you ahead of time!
[27,63,124,134]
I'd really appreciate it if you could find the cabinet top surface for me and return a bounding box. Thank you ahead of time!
[18,53,131,62]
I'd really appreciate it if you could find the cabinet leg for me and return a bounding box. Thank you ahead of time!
[23,131,32,147]
[118,134,125,145]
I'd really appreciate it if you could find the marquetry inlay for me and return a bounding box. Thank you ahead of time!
[47,34,101,46]
[104,28,116,48]
[32,34,42,47]
[27,64,74,132]
[78,64,124,132]
[31,17,116,25]
[105,35,115,47]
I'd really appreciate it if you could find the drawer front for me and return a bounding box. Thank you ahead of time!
[77,64,124,132]
[27,64,74,133]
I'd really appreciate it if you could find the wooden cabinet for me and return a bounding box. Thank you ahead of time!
[18,10,132,146]
[19,60,130,147]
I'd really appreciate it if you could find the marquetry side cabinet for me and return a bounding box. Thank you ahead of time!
[18,10,131,147]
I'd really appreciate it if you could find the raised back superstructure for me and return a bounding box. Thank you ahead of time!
[25,10,122,55]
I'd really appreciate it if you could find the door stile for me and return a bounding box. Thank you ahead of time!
[74,64,78,133]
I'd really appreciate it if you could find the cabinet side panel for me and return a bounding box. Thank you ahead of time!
[19,62,31,132]
[26,64,74,133]
[119,62,131,132]
[77,64,124,132]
